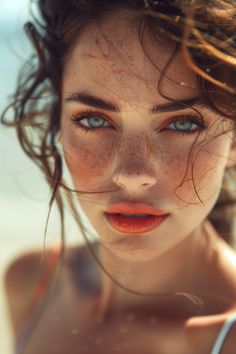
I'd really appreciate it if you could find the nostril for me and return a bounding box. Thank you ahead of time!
[112,173,156,191]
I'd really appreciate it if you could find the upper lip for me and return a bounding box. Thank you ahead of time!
[105,202,169,216]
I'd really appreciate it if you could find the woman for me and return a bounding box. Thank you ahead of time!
[2,0,236,353]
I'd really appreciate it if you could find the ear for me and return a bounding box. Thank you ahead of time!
[226,141,236,168]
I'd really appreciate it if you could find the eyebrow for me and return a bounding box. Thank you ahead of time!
[65,91,205,114]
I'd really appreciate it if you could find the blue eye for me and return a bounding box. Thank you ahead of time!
[71,111,113,132]
[166,115,205,134]
[80,116,110,129]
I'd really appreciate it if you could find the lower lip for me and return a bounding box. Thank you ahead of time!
[105,213,169,233]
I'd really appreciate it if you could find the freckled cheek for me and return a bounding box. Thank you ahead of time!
[192,141,229,184]
[165,139,226,179]
[155,142,215,200]
[62,132,116,187]
[158,148,189,182]
[171,139,229,203]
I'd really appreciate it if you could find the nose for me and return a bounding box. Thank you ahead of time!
[113,171,156,192]
[112,136,157,193]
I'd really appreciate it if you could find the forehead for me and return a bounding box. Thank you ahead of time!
[62,10,199,107]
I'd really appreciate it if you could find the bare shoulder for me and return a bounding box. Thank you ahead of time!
[4,242,96,287]
[5,250,43,286]
[4,243,99,334]
[4,247,63,334]
[4,250,43,334]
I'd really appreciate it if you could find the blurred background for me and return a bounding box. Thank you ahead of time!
[0,1,86,352]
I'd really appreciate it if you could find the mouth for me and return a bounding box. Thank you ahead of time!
[104,202,169,234]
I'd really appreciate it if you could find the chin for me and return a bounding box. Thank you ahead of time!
[101,238,167,262]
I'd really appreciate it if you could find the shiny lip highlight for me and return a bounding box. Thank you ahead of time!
[105,202,169,216]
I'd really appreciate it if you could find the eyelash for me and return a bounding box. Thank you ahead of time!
[70,109,207,136]
[71,110,114,133]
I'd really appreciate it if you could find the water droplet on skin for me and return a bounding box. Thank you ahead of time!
[126,312,136,322]
[71,327,79,335]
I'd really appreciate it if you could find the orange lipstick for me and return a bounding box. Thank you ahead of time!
[105,203,169,234]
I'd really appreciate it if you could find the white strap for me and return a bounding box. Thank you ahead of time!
[210,313,236,354]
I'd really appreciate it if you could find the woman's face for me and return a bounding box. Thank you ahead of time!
[60,10,234,260]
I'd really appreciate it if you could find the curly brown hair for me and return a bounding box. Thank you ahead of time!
[2,0,236,249]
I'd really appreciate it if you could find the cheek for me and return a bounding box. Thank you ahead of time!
[162,151,185,174]
[173,138,230,204]
[155,139,190,184]
[194,139,228,183]
[62,130,116,188]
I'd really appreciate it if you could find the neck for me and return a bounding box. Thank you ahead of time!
[97,221,210,317]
